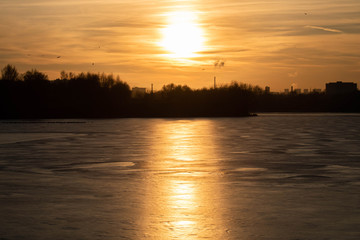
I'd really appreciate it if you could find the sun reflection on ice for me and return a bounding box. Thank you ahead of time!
[170,180,196,210]
[140,120,227,239]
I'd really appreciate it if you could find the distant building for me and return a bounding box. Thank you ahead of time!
[326,81,357,95]
[312,89,322,93]
[265,86,270,93]
[294,89,301,94]
[131,87,147,98]
[284,89,289,94]
[303,89,309,94]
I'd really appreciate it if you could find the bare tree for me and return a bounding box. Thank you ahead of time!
[60,70,69,80]
[1,64,19,81]
[23,69,48,82]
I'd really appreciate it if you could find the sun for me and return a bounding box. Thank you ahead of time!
[160,11,205,58]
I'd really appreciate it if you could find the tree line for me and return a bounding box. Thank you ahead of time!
[0,64,359,118]
[0,64,130,118]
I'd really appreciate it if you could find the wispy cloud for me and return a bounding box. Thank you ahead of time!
[288,71,298,78]
[305,25,343,33]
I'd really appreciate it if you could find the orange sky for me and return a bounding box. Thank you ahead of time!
[1,0,360,91]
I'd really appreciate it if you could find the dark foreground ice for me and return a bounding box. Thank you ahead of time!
[0,114,360,240]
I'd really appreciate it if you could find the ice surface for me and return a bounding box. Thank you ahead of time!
[1,114,360,240]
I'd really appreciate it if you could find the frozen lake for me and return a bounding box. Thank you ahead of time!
[1,114,360,239]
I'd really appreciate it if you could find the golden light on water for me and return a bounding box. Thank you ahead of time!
[160,11,205,59]
[141,120,227,239]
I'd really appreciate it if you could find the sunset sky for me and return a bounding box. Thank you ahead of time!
[1,0,360,91]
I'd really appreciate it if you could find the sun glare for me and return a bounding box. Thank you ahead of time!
[160,11,205,58]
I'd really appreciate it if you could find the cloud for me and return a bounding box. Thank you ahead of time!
[198,48,249,55]
[305,25,343,33]
[288,71,298,78]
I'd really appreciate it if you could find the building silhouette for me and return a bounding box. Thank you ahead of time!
[312,89,322,93]
[326,81,357,95]
[131,87,147,98]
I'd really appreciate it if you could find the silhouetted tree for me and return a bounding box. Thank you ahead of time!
[60,70,69,80]
[1,64,19,81]
[100,72,115,88]
[23,69,48,83]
